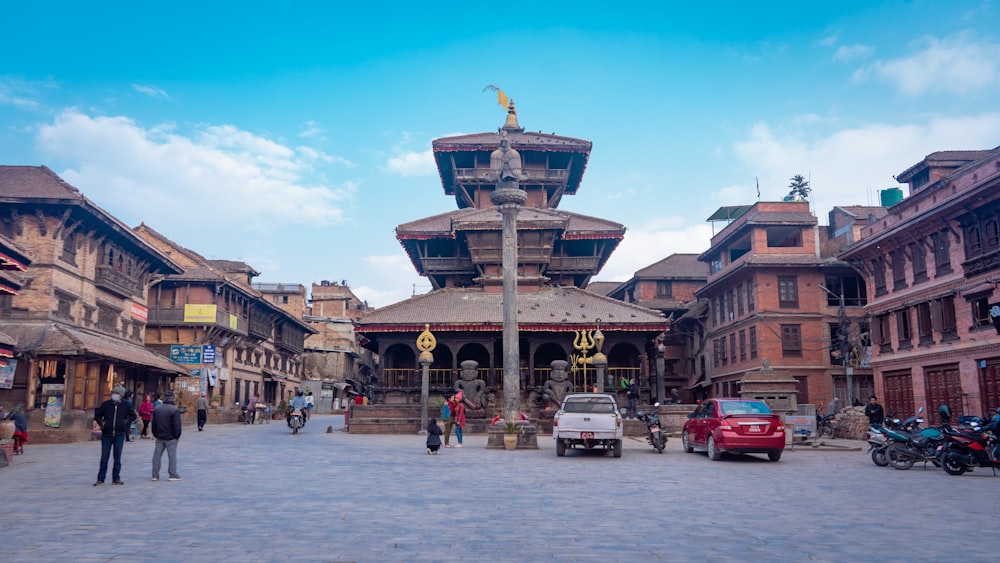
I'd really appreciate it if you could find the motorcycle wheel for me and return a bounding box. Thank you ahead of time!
[651,433,661,452]
[292,425,299,435]
[888,446,914,470]
[871,446,889,467]
[942,453,968,476]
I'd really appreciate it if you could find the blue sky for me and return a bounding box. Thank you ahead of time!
[3,1,1000,307]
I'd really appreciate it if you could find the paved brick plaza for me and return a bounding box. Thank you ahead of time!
[4,415,996,562]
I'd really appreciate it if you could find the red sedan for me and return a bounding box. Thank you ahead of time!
[682,398,785,462]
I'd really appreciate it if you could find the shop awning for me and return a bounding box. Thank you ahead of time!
[1,322,188,375]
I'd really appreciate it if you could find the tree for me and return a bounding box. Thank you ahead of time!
[787,174,810,200]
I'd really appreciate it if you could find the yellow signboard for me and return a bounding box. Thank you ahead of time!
[184,304,217,323]
[229,314,238,330]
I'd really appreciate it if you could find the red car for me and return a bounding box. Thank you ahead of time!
[682,398,785,462]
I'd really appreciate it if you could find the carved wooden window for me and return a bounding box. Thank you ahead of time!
[60,232,77,265]
[736,286,744,317]
[780,324,802,358]
[931,232,952,275]
[656,281,672,298]
[97,304,121,335]
[895,308,912,349]
[748,326,758,360]
[890,251,907,291]
[746,280,755,312]
[910,242,928,284]
[54,289,76,321]
[778,276,798,308]
[738,330,747,362]
[729,333,737,365]
[916,302,933,345]
[873,257,887,296]
[972,296,992,328]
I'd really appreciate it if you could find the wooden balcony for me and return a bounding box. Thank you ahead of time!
[548,256,601,273]
[146,307,248,336]
[94,265,138,298]
[454,168,569,184]
[421,256,475,274]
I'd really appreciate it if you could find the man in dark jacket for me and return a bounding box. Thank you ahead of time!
[93,385,136,486]
[151,390,183,481]
[626,379,639,419]
[864,395,885,426]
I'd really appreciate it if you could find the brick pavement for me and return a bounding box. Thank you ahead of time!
[3,415,997,562]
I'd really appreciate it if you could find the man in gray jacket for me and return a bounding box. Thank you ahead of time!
[151,390,183,482]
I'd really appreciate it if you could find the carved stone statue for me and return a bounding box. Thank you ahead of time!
[489,131,524,182]
[543,360,573,408]
[454,359,487,409]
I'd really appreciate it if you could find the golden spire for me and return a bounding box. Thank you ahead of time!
[502,100,523,132]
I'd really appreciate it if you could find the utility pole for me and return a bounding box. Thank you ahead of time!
[820,284,853,407]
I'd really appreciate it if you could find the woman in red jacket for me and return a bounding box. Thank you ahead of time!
[138,394,154,439]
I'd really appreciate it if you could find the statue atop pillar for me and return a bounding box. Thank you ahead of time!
[488,130,525,183]
[454,359,487,408]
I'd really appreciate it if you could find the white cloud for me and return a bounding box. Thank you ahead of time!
[854,32,1000,95]
[833,44,873,62]
[385,148,436,176]
[734,113,1000,222]
[595,220,714,283]
[354,254,428,306]
[132,84,169,99]
[35,110,352,232]
[299,120,323,139]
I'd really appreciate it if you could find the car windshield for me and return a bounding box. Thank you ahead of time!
[719,401,772,415]
[562,397,616,413]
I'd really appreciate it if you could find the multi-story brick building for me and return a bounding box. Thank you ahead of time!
[134,224,315,412]
[840,148,1000,418]
[300,280,375,383]
[697,201,872,408]
[598,253,708,398]
[0,166,188,442]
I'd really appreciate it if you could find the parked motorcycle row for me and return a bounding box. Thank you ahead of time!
[866,405,1000,476]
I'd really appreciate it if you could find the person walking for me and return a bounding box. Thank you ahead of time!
[864,395,885,426]
[246,393,258,424]
[151,390,183,482]
[426,418,443,454]
[626,379,639,419]
[453,392,467,448]
[304,391,314,422]
[442,395,454,448]
[196,392,209,431]
[93,385,136,486]
[138,394,154,439]
[123,390,136,442]
[8,405,28,454]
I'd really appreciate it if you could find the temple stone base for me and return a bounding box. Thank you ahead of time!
[486,424,539,449]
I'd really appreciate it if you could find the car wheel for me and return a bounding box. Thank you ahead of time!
[682,431,694,453]
[707,436,721,461]
[767,451,782,462]
[613,439,623,458]
[556,438,566,457]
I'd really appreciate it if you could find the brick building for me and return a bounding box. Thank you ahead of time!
[0,166,188,442]
[134,224,315,413]
[696,201,872,408]
[597,253,708,398]
[840,148,1000,418]
[300,280,375,384]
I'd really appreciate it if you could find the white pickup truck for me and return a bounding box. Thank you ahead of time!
[553,393,624,457]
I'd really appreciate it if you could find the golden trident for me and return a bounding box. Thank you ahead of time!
[570,319,605,390]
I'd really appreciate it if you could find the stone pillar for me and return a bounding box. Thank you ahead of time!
[415,325,436,435]
[593,354,608,393]
[491,180,526,425]
[655,342,666,405]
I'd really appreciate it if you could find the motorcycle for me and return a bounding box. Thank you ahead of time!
[938,405,1000,476]
[288,408,305,434]
[239,403,254,425]
[637,403,667,454]
[816,412,838,438]
[866,416,900,467]
[882,407,946,470]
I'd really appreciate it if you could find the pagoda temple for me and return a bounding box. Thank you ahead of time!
[356,103,668,410]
